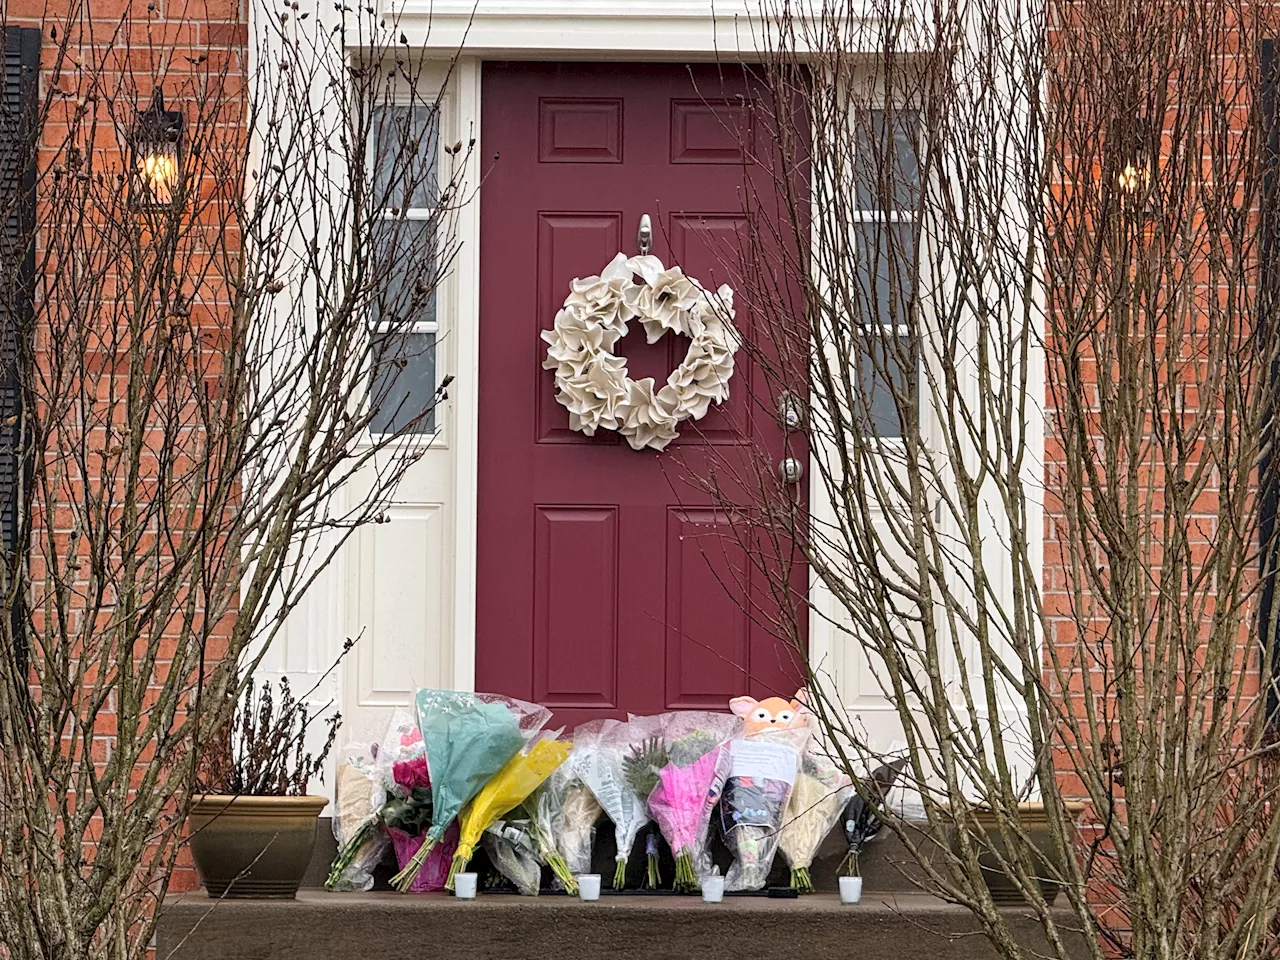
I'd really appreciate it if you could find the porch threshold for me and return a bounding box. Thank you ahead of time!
[156,889,1091,960]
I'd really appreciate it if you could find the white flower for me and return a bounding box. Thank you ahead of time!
[541,308,607,378]
[664,337,736,420]
[542,307,604,356]
[617,376,681,451]
[558,352,629,435]
[632,266,702,343]
[564,253,636,343]
[695,283,735,325]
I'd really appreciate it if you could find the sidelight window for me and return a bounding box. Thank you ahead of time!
[850,108,920,438]
[367,103,441,436]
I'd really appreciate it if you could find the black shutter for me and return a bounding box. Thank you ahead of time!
[0,28,37,668]
[1261,38,1280,726]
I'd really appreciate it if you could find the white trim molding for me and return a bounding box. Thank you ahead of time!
[448,58,482,692]
[380,1,791,58]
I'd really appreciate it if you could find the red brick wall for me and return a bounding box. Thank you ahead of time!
[1040,3,1271,944]
[7,0,247,898]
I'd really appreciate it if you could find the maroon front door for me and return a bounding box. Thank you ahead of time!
[477,62,806,727]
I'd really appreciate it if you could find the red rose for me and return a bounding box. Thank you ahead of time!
[393,756,430,791]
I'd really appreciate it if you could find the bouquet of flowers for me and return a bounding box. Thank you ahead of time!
[622,735,666,887]
[644,711,738,892]
[527,769,576,893]
[447,734,571,888]
[482,816,542,896]
[390,689,550,891]
[326,708,424,890]
[560,776,603,878]
[572,716,658,889]
[842,757,909,876]
[777,750,853,892]
[528,764,602,894]
[326,742,387,891]
[720,728,807,891]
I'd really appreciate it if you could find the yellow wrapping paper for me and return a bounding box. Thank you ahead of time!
[448,738,572,889]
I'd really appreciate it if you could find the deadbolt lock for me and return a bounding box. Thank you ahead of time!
[777,390,806,431]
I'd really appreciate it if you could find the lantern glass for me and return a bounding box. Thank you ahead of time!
[1108,114,1154,200]
[131,90,183,211]
[1117,162,1150,194]
[137,141,179,207]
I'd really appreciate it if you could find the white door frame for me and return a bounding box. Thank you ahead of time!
[262,0,814,794]
[283,2,1036,777]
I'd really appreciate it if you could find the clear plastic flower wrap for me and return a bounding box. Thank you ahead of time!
[373,707,427,794]
[527,767,576,893]
[529,764,599,894]
[559,776,603,877]
[777,748,853,892]
[643,711,739,892]
[482,817,542,896]
[571,715,659,889]
[327,709,423,891]
[720,728,807,891]
[325,742,387,891]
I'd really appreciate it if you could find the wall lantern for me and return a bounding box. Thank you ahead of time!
[130,88,184,211]
[1109,114,1154,201]
[1117,160,1150,195]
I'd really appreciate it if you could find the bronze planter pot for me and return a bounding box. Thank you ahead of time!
[951,802,1085,905]
[188,794,329,899]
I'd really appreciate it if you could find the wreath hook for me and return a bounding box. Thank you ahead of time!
[636,213,653,256]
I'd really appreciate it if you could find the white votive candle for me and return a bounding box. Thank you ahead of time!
[839,876,863,904]
[454,872,478,900]
[577,874,601,901]
[702,875,725,903]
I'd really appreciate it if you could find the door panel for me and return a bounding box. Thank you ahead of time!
[534,212,624,444]
[532,505,619,709]
[478,62,807,727]
[538,99,624,163]
[669,99,751,164]
[663,508,752,708]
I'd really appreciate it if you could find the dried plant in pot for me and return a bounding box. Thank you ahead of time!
[188,678,340,899]
[947,801,1086,906]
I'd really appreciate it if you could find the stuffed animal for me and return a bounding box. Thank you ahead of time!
[729,691,809,737]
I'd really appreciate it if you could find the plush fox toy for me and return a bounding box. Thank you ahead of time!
[729,690,809,738]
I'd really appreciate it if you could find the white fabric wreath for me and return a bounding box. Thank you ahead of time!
[541,253,739,451]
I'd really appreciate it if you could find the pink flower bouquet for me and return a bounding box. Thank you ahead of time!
[648,745,728,891]
[644,711,738,892]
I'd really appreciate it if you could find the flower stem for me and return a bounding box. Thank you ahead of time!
[673,850,699,893]
[548,853,579,895]
[646,851,660,889]
[791,866,812,893]
[613,856,628,890]
[445,852,471,891]
[390,836,436,892]
[325,819,374,891]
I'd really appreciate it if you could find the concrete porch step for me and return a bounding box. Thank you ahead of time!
[162,819,1089,959]
[156,889,1089,960]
